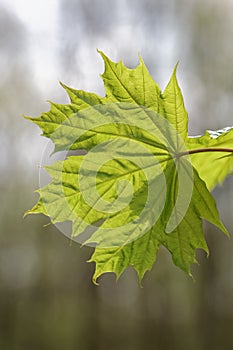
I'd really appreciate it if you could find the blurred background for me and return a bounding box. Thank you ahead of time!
[1,0,233,349]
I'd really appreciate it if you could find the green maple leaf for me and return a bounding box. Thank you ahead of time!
[25,51,230,284]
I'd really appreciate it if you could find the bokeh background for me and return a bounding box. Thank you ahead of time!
[1,0,233,349]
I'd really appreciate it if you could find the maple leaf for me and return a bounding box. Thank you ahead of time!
[25,51,230,284]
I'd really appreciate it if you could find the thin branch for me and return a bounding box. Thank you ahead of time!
[177,147,233,158]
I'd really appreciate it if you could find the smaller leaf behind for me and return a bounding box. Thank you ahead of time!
[188,127,233,190]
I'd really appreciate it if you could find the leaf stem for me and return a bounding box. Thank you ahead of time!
[177,147,233,157]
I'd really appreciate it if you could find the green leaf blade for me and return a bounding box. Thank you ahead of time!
[25,51,230,284]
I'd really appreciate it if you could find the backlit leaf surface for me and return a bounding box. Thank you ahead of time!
[25,52,231,283]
